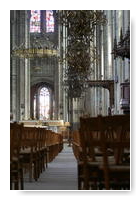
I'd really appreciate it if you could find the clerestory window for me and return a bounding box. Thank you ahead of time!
[46,10,54,32]
[30,10,41,33]
[30,10,54,33]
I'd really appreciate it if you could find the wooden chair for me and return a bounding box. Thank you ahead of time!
[72,130,84,189]
[99,115,130,190]
[78,115,130,190]
[78,116,102,190]
[10,122,24,190]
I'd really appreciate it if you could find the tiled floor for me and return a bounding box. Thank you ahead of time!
[24,144,78,190]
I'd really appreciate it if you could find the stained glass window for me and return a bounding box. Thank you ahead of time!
[39,87,50,120]
[30,10,41,33]
[46,10,54,32]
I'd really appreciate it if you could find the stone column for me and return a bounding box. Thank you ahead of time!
[50,90,53,120]
[62,21,68,122]
[11,58,17,121]
[30,87,34,119]
[123,10,130,81]
[95,25,100,116]
[102,11,114,115]
[19,11,26,120]
[115,10,124,114]
[36,91,40,119]
[101,25,106,115]
[19,59,25,120]
[91,24,97,116]
[24,10,30,120]
[54,56,58,120]
[11,10,18,121]
[24,59,30,120]
[89,21,95,117]
[106,10,114,80]
[56,11,62,120]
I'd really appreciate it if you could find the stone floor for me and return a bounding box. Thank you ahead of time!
[24,144,78,190]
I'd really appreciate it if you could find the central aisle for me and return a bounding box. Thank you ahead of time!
[24,144,78,190]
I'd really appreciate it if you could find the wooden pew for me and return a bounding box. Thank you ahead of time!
[10,123,63,188]
[20,126,40,182]
[46,131,63,162]
[10,122,24,190]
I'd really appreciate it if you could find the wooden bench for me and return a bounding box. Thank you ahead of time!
[10,122,24,190]
[10,123,64,189]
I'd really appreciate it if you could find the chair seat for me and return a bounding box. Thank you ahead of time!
[20,147,37,154]
[108,165,130,172]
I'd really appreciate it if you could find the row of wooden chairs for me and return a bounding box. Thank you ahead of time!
[72,115,130,190]
[10,122,63,190]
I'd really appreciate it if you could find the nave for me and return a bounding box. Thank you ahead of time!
[24,144,77,190]
[10,114,130,191]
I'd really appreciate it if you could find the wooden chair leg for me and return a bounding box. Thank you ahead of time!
[14,173,19,190]
[20,168,24,190]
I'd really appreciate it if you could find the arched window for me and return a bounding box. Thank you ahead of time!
[46,10,54,32]
[39,87,50,120]
[30,10,41,33]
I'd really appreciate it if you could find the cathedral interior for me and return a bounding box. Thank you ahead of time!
[10,10,130,190]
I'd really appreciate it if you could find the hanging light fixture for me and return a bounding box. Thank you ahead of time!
[12,32,58,58]
[60,10,107,98]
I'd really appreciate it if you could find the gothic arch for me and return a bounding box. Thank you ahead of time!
[30,82,54,120]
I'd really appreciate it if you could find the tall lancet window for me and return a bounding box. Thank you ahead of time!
[30,10,41,33]
[46,10,54,32]
[39,87,50,120]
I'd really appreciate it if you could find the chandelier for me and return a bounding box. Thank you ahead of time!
[12,33,58,58]
[60,10,107,98]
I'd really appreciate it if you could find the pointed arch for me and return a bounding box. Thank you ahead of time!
[31,82,54,120]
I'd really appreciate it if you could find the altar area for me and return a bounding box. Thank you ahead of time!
[19,120,70,140]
